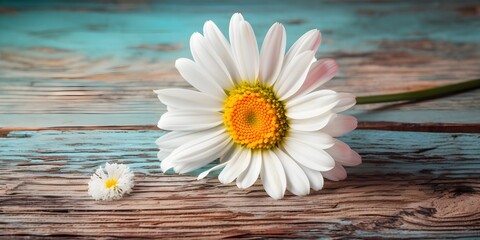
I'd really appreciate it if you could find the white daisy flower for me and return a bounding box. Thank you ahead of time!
[155,13,361,199]
[88,162,135,201]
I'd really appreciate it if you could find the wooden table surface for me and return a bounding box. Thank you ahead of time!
[1,1,479,238]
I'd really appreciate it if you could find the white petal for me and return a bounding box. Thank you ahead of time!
[173,141,234,174]
[175,58,225,98]
[322,114,358,137]
[287,89,335,107]
[286,90,340,119]
[158,111,222,131]
[173,143,233,174]
[160,151,175,172]
[154,88,222,112]
[156,130,210,151]
[283,137,335,171]
[219,144,236,163]
[284,29,321,67]
[333,93,356,113]
[197,162,228,180]
[289,112,336,132]
[230,19,259,82]
[322,163,347,181]
[288,130,335,149]
[174,158,216,174]
[229,13,244,45]
[157,150,170,160]
[275,51,315,100]
[261,150,287,200]
[190,33,234,90]
[259,23,286,85]
[300,166,324,191]
[203,20,241,82]
[236,150,262,189]
[164,128,230,166]
[326,139,362,166]
[218,148,251,184]
[274,148,310,196]
[294,58,338,97]
[166,105,178,112]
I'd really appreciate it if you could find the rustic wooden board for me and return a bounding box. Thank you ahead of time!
[1,130,479,238]
[1,0,479,238]
[0,0,479,126]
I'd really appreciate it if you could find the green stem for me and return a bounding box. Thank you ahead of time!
[356,78,480,104]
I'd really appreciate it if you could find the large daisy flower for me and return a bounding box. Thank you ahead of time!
[155,13,361,199]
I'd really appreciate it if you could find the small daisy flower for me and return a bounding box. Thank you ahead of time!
[88,162,134,201]
[155,13,361,199]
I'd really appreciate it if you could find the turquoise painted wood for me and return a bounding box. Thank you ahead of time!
[2,130,479,177]
[1,130,479,238]
[0,0,479,125]
[0,0,479,238]
[1,1,478,59]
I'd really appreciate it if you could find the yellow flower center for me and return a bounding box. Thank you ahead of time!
[105,178,118,189]
[223,81,288,149]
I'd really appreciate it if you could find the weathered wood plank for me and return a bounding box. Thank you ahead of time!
[2,110,480,128]
[1,0,479,238]
[0,1,479,126]
[0,45,478,115]
[1,130,479,238]
[1,121,480,139]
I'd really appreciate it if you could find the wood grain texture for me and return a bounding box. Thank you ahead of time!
[2,110,480,128]
[0,0,479,127]
[1,130,480,238]
[1,121,480,139]
[1,0,480,238]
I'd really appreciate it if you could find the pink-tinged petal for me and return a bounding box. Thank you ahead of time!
[326,139,362,167]
[284,29,321,67]
[230,17,259,82]
[349,150,362,166]
[190,33,234,90]
[333,93,356,113]
[203,20,241,81]
[259,23,286,85]
[294,58,338,97]
[275,51,315,100]
[321,163,347,181]
[261,150,287,200]
[322,114,358,137]
[175,58,225,99]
